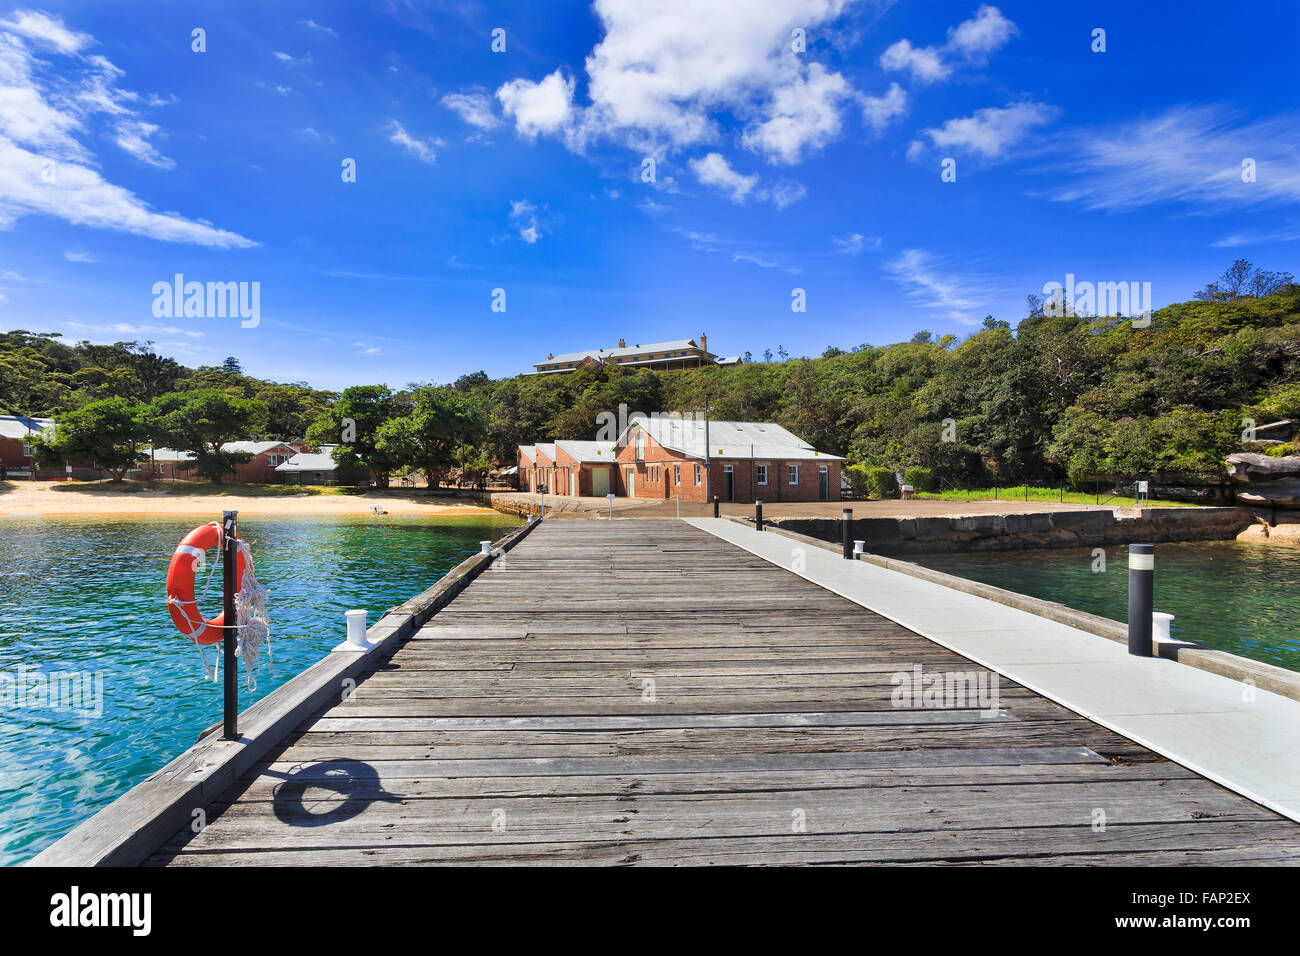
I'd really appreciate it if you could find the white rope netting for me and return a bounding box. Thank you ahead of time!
[234,540,272,690]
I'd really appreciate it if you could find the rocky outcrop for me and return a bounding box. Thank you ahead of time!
[1225,452,1300,482]
[1234,478,1300,508]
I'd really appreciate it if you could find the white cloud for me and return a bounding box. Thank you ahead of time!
[352,341,383,356]
[301,19,337,37]
[886,248,984,323]
[879,40,949,84]
[741,62,850,165]
[509,199,542,243]
[947,4,1019,59]
[441,91,501,130]
[386,120,437,164]
[909,99,1057,161]
[0,18,253,247]
[114,119,173,168]
[497,70,575,140]
[495,0,858,164]
[689,152,758,203]
[859,82,909,132]
[833,232,881,254]
[1045,106,1300,211]
[880,4,1017,84]
[0,9,90,54]
[63,248,95,262]
[758,179,807,209]
[1212,225,1300,248]
[273,51,312,65]
[68,321,204,339]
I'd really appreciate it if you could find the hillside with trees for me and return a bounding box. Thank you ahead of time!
[3,261,1296,489]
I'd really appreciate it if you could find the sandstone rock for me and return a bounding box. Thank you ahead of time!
[1234,478,1300,508]
[1225,452,1300,483]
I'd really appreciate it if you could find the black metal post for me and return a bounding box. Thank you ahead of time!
[1127,543,1153,657]
[755,499,763,531]
[222,510,239,739]
[842,508,853,559]
[713,496,719,518]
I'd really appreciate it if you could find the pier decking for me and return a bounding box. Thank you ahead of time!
[143,519,1300,866]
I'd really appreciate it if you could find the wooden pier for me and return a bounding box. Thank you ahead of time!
[133,519,1299,866]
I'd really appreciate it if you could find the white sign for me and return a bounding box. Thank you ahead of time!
[1136,481,1149,493]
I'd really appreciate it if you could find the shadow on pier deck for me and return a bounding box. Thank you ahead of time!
[149,519,1300,866]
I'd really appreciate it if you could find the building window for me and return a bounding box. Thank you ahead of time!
[788,465,799,485]
[634,430,645,460]
[694,464,701,484]
[22,442,32,458]
[674,465,681,484]
[756,464,767,485]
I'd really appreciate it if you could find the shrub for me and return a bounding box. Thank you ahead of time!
[903,467,934,492]
[867,466,896,499]
[843,464,872,497]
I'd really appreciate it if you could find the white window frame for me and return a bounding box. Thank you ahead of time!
[634,431,645,460]
[756,464,768,486]
[694,464,701,485]
[788,465,799,485]
[674,465,681,484]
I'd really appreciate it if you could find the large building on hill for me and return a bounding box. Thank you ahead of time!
[516,414,841,503]
[532,334,742,374]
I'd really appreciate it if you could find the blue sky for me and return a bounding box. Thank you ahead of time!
[0,0,1296,390]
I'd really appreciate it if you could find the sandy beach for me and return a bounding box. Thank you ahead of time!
[0,481,504,519]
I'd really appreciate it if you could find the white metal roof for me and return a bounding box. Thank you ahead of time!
[534,442,558,461]
[221,440,299,456]
[275,452,338,471]
[555,439,616,462]
[618,414,843,461]
[0,415,53,440]
[540,338,708,366]
[144,447,196,462]
[517,444,537,461]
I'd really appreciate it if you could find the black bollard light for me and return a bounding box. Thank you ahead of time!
[842,508,853,559]
[713,496,719,518]
[1127,543,1154,657]
[755,499,763,531]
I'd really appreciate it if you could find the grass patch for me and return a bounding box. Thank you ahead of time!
[911,486,1200,508]
[51,479,338,497]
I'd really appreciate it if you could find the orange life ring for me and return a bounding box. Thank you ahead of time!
[166,522,246,645]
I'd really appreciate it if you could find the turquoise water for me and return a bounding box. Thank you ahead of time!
[0,513,520,865]
[915,542,1300,673]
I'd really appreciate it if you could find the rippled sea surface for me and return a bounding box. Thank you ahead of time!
[916,542,1300,672]
[0,513,521,865]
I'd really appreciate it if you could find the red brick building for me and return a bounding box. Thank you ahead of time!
[139,440,306,482]
[0,415,53,475]
[612,414,841,503]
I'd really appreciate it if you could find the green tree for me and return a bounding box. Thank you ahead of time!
[376,387,486,487]
[145,389,269,483]
[32,397,147,480]
[307,384,405,488]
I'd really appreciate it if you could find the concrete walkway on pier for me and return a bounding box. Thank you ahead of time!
[686,517,1300,824]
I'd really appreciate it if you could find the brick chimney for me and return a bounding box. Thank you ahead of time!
[700,332,708,353]
[618,338,626,348]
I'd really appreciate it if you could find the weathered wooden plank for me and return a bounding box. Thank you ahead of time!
[142,518,1300,867]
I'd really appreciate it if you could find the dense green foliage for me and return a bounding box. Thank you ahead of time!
[5,261,1297,488]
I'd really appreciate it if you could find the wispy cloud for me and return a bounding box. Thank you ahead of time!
[301,19,337,37]
[0,11,252,247]
[880,4,1018,85]
[63,248,96,262]
[1211,224,1300,248]
[885,249,986,324]
[833,233,881,254]
[509,199,541,243]
[1043,106,1300,211]
[908,100,1058,162]
[385,120,439,164]
[441,91,501,131]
